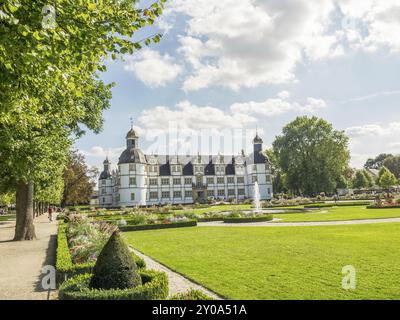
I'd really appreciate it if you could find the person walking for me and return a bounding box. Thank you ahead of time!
[48,206,53,222]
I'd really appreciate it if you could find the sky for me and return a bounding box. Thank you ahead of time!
[75,0,400,172]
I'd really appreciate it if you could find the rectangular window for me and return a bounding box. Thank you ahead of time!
[268,188,271,195]
[173,191,182,198]
[150,192,158,199]
[161,178,170,185]
[173,178,181,185]
[266,175,272,183]
[129,164,135,172]
[130,193,135,201]
[102,188,106,195]
[238,189,245,196]
[102,180,106,185]
[184,178,192,185]
[227,177,234,184]
[237,177,244,184]
[253,165,257,171]
[162,191,170,199]
[185,190,192,198]
[252,176,258,183]
[206,177,214,184]
[149,178,158,186]
[129,177,136,186]
[207,190,214,197]
[217,177,225,184]
[228,189,235,196]
[217,189,225,197]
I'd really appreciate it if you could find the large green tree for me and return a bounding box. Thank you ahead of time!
[0,0,166,240]
[272,116,350,196]
[377,167,398,189]
[62,150,98,206]
[382,155,400,179]
[352,170,369,189]
[364,154,393,170]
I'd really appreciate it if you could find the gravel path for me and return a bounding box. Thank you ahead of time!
[197,217,400,227]
[0,214,58,300]
[129,246,222,300]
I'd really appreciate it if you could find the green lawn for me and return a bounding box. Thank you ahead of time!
[176,204,252,214]
[124,223,400,299]
[0,214,15,222]
[273,206,400,222]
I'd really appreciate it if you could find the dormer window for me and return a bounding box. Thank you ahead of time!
[129,164,136,172]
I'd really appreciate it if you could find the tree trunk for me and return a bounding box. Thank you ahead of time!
[14,182,36,241]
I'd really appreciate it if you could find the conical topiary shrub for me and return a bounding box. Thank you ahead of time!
[89,231,142,290]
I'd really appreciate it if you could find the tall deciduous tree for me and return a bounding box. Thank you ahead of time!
[272,116,350,196]
[352,170,369,189]
[382,155,400,179]
[364,154,393,170]
[0,0,166,240]
[62,150,98,206]
[377,167,398,189]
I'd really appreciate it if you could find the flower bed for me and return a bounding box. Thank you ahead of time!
[119,220,197,232]
[56,222,146,285]
[223,214,273,223]
[59,270,168,300]
[303,201,372,208]
[367,205,400,209]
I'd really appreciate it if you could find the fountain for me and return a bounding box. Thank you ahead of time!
[253,181,262,213]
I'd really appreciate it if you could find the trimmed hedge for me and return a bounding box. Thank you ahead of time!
[59,270,168,300]
[196,217,224,222]
[223,214,273,223]
[56,223,146,285]
[304,201,372,208]
[119,220,197,232]
[169,289,214,300]
[367,205,400,209]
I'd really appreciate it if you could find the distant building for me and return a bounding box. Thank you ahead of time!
[98,126,273,207]
[90,190,99,206]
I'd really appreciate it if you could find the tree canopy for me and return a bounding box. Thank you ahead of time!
[377,167,398,189]
[272,116,350,196]
[0,0,166,240]
[62,150,98,206]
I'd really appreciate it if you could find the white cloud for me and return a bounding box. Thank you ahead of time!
[158,0,400,91]
[79,146,124,170]
[230,97,327,117]
[345,121,400,167]
[345,122,400,138]
[124,49,182,87]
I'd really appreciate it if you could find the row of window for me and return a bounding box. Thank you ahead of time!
[120,164,269,174]
[103,175,272,194]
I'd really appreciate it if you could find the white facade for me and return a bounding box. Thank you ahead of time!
[98,128,273,207]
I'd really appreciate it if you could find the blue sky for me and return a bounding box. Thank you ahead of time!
[76,0,400,171]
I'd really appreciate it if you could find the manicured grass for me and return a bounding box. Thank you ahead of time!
[176,204,252,214]
[124,223,400,300]
[273,206,400,222]
[0,214,15,222]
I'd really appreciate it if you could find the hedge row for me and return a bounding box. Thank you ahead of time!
[223,214,273,223]
[196,217,224,222]
[119,220,197,232]
[59,270,168,300]
[56,223,146,285]
[304,201,372,208]
[367,205,400,209]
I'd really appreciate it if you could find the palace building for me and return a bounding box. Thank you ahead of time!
[98,127,273,207]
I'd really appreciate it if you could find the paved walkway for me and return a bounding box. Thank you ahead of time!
[0,214,58,300]
[198,217,400,227]
[129,246,222,300]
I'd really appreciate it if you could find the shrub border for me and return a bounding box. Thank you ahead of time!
[367,205,400,209]
[304,201,372,208]
[119,220,197,232]
[223,215,273,223]
[59,270,168,300]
